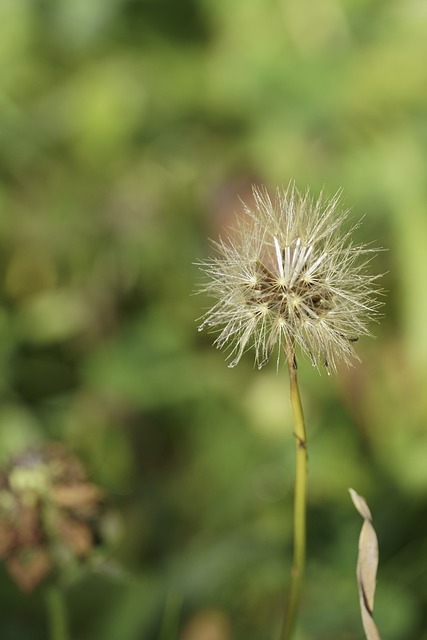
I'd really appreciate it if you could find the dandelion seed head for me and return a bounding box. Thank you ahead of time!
[197,184,383,371]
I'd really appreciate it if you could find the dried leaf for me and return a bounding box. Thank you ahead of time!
[58,516,93,556]
[180,609,232,640]
[349,488,382,640]
[0,521,16,558]
[6,547,51,592]
[52,483,103,512]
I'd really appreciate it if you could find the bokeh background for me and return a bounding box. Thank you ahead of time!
[0,0,427,638]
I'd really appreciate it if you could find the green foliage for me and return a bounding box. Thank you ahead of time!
[0,0,426,638]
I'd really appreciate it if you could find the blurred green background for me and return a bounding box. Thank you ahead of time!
[0,0,426,638]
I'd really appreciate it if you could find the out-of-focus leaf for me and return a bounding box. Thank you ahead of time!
[349,488,382,640]
[17,290,90,343]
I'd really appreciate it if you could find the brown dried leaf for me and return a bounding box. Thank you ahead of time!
[349,488,382,640]
[58,516,93,556]
[52,483,103,513]
[0,521,16,557]
[6,547,51,592]
[16,505,42,546]
[180,609,232,640]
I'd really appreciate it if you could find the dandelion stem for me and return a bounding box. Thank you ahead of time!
[281,351,308,640]
[45,585,69,640]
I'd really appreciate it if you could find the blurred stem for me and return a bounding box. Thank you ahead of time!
[158,590,182,640]
[46,585,69,640]
[281,351,307,640]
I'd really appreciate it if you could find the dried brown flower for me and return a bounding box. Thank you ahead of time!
[0,443,103,591]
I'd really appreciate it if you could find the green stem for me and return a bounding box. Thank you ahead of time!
[158,590,182,640]
[281,354,308,640]
[46,585,69,640]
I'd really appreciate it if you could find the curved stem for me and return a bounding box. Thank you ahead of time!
[46,585,69,640]
[281,354,308,640]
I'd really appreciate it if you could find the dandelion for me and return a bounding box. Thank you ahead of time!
[197,183,383,640]
[198,184,382,372]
